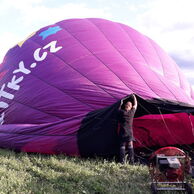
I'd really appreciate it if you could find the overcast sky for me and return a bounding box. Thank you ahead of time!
[1,0,194,86]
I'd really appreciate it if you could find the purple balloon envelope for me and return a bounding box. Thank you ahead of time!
[0,18,194,157]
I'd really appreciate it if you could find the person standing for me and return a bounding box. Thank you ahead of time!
[118,94,137,164]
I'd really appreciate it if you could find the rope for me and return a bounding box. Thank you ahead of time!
[188,113,194,136]
[158,107,192,151]
[133,98,194,155]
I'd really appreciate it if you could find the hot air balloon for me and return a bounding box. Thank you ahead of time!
[0,18,193,158]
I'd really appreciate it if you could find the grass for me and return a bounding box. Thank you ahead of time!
[0,149,193,194]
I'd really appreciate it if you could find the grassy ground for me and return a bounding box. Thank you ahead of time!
[0,149,193,194]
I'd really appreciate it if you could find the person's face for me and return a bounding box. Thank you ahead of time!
[124,102,132,111]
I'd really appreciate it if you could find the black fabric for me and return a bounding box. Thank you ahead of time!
[135,96,194,116]
[77,95,194,158]
[77,101,121,158]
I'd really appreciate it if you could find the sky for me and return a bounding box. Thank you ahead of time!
[0,0,194,86]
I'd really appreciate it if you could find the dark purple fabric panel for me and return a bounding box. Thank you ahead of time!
[0,118,80,155]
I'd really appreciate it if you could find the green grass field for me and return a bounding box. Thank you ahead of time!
[0,148,193,194]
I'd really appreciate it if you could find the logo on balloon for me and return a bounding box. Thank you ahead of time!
[39,26,62,40]
[18,32,36,47]
[0,40,63,125]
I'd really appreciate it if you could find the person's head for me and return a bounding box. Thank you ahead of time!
[124,101,133,111]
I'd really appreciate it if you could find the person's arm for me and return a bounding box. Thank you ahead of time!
[132,94,137,109]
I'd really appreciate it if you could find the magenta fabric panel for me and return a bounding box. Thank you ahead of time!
[134,113,194,148]
[22,135,79,155]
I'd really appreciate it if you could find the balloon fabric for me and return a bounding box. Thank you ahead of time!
[0,18,194,157]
